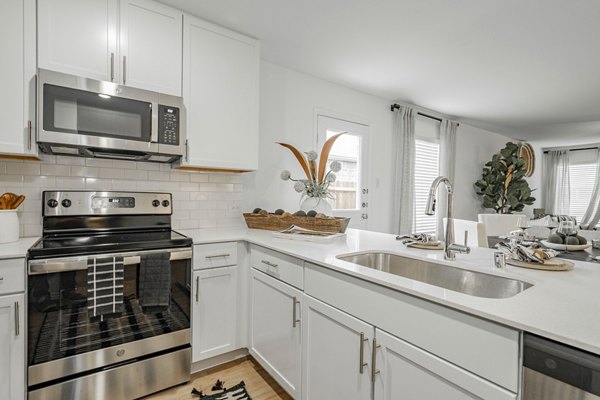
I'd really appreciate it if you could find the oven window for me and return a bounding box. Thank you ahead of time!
[27,259,190,366]
[43,84,152,141]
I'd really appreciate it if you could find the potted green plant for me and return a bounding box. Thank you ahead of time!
[474,142,536,214]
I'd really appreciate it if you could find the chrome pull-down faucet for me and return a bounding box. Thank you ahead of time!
[425,176,470,261]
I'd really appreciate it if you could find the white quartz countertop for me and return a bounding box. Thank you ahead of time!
[0,237,39,260]
[180,227,600,355]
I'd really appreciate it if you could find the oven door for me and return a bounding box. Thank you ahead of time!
[38,68,159,155]
[27,247,192,387]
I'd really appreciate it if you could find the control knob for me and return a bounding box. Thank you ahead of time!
[152,200,160,207]
[47,199,58,208]
[61,199,72,208]
[162,200,170,207]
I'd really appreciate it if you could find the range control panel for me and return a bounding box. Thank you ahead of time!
[158,105,180,146]
[43,191,172,216]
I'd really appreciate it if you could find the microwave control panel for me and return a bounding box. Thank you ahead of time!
[158,105,180,145]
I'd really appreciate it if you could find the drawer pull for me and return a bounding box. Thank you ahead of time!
[359,332,368,374]
[195,276,199,303]
[292,296,300,328]
[371,339,381,383]
[0,277,4,281]
[14,301,19,336]
[205,254,231,259]
[261,260,278,268]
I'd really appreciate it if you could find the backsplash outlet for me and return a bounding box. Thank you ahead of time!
[0,155,243,237]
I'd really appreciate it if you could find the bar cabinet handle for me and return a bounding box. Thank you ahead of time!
[205,254,230,259]
[122,56,127,85]
[371,339,381,383]
[14,301,19,336]
[195,276,199,303]
[359,332,368,374]
[292,296,300,328]
[110,52,115,81]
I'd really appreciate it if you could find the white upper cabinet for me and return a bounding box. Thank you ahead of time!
[120,0,182,96]
[182,15,260,171]
[0,0,37,157]
[38,0,118,82]
[38,0,182,95]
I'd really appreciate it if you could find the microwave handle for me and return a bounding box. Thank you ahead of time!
[151,101,159,143]
[28,248,192,275]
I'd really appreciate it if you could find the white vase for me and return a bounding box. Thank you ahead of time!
[0,210,19,244]
[300,197,333,215]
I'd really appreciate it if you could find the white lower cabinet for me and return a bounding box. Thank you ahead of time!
[192,266,238,362]
[0,293,25,400]
[250,269,302,398]
[301,295,372,400]
[373,329,516,400]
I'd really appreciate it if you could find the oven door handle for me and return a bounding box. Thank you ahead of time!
[28,248,192,275]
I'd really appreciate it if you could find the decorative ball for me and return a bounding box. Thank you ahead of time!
[306,210,317,217]
[258,209,269,215]
[576,235,588,245]
[294,181,306,193]
[315,213,326,218]
[306,151,318,161]
[565,236,579,246]
[274,209,285,215]
[282,212,292,217]
[547,234,563,244]
[293,210,307,217]
[330,160,342,172]
[252,207,262,214]
[280,170,291,181]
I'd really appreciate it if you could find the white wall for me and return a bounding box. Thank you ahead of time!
[452,124,517,220]
[244,61,516,233]
[243,61,395,233]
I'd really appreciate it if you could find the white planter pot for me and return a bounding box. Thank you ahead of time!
[300,197,333,216]
[0,210,19,244]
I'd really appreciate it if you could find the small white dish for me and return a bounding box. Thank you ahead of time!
[540,240,592,251]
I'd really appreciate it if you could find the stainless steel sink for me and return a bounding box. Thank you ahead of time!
[336,252,533,299]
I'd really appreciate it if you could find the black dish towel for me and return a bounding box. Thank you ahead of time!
[87,256,124,318]
[139,252,171,311]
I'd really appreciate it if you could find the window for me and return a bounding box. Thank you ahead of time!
[414,139,440,234]
[326,131,361,210]
[569,163,597,223]
[554,149,598,226]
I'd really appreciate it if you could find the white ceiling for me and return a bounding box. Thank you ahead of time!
[161,0,600,142]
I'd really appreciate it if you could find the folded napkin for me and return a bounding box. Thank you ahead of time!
[496,241,559,264]
[396,233,438,246]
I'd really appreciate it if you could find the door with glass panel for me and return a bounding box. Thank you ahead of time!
[317,114,370,229]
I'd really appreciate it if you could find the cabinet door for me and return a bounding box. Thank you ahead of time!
[250,269,301,398]
[182,15,260,171]
[192,266,238,362]
[38,0,118,82]
[302,295,373,400]
[0,294,25,400]
[0,0,37,157]
[120,0,182,96]
[373,329,516,400]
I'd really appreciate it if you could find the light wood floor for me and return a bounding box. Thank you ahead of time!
[145,357,293,400]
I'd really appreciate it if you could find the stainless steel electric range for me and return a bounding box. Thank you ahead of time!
[27,191,193,400]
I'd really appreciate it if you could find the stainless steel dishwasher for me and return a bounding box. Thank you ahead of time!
[523,333,600,400]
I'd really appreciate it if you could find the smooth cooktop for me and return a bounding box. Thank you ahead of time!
[28,230,192,259]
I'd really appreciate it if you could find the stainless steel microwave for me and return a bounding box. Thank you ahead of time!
[37,69,185,163]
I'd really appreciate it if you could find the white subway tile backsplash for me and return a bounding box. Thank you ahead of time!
[124,169,148,180]
[98,168,125,179]
[189,173,209,183]
[7,162,40,175]
[71,166,99,177]
[41,164,71,176]
[1,156,244,236]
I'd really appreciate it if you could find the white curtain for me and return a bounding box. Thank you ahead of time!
[392,106,416,234]
[542,150,570,215]
[437,120,458,238]
[580,148,600,229]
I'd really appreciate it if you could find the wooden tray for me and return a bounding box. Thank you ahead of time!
[507,257,574,271]
[407,242,443,250]
[243,213,350,233]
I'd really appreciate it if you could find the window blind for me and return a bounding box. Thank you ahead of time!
[568,162,597,225]
[414,139,440,234]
